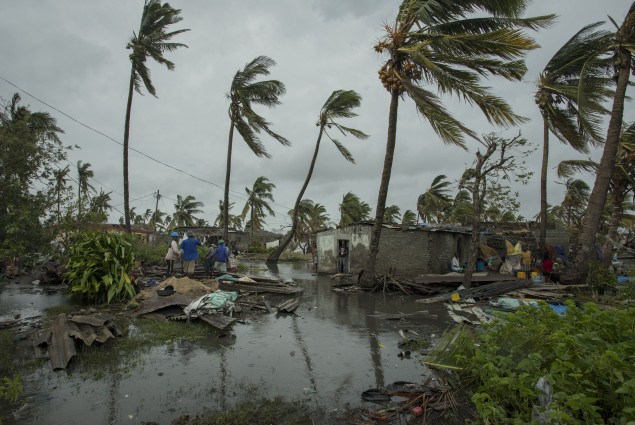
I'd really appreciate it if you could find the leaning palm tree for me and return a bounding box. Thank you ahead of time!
[363,0,554,286]
[417,175,452,224]
[170,194,203,227]
[565,3,635,284]
[401,209,416,225]
[339,192,372,226]
[122,0,189,233]
[223,56,289,241]
[242,176,276,243]
[535,22,613,249]
[383,205,401,224]
[76,161,94,218]
[267,90,367,262]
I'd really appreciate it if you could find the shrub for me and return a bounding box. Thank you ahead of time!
[64,232,136,304]
[456,302,635,424]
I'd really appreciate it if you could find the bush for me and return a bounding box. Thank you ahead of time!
[64,232,136,304]
[124,235,167,266]
[586,260,617,294]
[457,302,635,424]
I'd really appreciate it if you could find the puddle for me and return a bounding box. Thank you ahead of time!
[2,261,455,425]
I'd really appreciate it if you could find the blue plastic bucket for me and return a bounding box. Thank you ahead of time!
[475,260,485,272]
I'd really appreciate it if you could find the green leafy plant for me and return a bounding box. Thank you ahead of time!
[64,232,136,304]
[586,260,618,294]
[454,302,635,424]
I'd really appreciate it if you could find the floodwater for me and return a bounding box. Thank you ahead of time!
[1,260,455,425]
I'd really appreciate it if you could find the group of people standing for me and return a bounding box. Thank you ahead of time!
[164,231,235,277]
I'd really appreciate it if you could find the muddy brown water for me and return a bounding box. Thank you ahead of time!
[1,261,456,425]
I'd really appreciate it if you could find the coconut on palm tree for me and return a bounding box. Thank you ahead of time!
[123,0,189,233]
[535,22,613,249]
[363,0,554,286]
[242,176,276,244]
[223,56,289,241]
[267,90,367,263]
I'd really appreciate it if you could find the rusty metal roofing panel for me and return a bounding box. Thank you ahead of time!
[132,294,197,317]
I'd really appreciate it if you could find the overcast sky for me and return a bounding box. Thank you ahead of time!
[1,0,632,232]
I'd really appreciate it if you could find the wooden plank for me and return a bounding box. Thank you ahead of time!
[199,313,235,330]
[413,274,519,285]
[219,281,303,294]
[262,300,274,313]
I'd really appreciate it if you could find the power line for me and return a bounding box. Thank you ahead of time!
[0,75,297,214]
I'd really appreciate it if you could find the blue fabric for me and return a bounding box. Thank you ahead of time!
[180,237,202,260]
[213,243,229,263]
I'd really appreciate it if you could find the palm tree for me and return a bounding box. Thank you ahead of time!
[449,190,473,225]
[383,205,401,224]
[90,189,112,214]
[267,90,367,262]
[535,22,613,249]
[76,161,94,218]
[339,192,371,226]
[561,178,591,231]
[242,176,276,243]
[214,200,243,230]
[557,122,635,259]
[52,166,70,224]
[223,56,289,241]
[363,0,553,286]
[123,0,189,233]
[566,3,635,283]
[401,209,416,225]
[289,199,329,251]
[417,175,452,224]
[170,195,203,227]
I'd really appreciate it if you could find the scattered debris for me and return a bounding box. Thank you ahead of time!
[35,313,122,370]
[276,298,300,313]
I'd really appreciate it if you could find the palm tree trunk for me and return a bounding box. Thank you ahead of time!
[362,91,399,287]
[601,184,626,263]
[267,127,324,263]
[78,182,81,219]
[539,117,549,251]
[223,121,235,241]
[123,68,135,234]
[562,49,631,284]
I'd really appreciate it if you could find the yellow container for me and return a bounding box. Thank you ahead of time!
[450,293,460,302]
[516,271,527,279]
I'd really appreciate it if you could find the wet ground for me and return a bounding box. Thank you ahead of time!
[1,260,456,425]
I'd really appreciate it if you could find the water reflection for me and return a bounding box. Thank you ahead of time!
[7,260,454,425]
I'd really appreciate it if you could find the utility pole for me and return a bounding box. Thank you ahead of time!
[152,189,160,241]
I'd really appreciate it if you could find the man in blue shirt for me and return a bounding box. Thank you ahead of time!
[210,239,230,273]
[180,231,202,277]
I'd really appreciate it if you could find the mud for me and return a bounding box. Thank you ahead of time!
[1,260,457,425]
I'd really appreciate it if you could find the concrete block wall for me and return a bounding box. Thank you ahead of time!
[376,229,429,276]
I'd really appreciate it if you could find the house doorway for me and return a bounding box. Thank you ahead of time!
[337,239,349,273]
